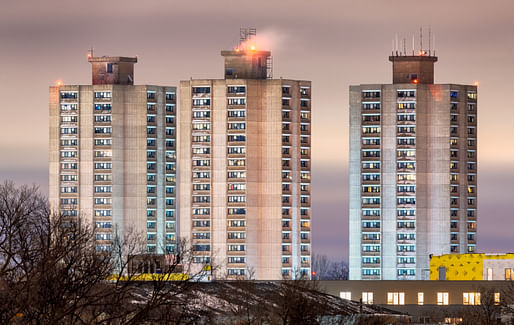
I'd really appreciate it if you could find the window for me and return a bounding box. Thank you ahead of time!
[60,91,78,99]
[397,126,415,134]
[94,91,112,99]
[192,232,210,239]
[397,90,415,98]
[228,232,246,239]
[61,115,78,123]
[463,292,480,305]
[398,137,415,145]
[397,102,416,109]
[437,292,449,305]
[61,139,78,146]
[192,135,210,143]
[95,115,111,122]
[228,146,245,154]
[362,102,381,110]
[487,268,493,281]
[362,292,374,304]
[494,293,500,305]
[95,221,112,229]
[228,135,245,142]
[229,220,245,227]
[60,103,77,111]
[94,186,112,193]
[94,174,111,182]
[95,209,112,217]
[505,268,514,280]
[228,208,246,215]
[397,161,415,170]
[228,122,246,130]
[362,90,381,98]
[228,245,245,251]
[362,221,380,229]
[387,292,405,305]
[228,86,245,94]
[227,183,246,191]
[228,110,245,118]
[61,127,78,134]
[61,198,78,205]
[192,208,210,215]
[228,195,246,203]
[94,127,111,134]
[192,195,210,203]
[467,91,477,100]
[340,292,351,300]
[228,171,246,179]
[418,292,424,305]
[95,103,111,111]
[193,98,210,106]
[193,87,211,94]
[362,126,380,134]
[193,244,210,252]
[228,98,246,105]
[94,162,112,169]
[165,92,175,100]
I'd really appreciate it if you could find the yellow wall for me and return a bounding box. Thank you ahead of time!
[430,253,514,280]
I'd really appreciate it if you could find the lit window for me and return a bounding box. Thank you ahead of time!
[505,268,514,280]
[494,292,500,305]
[463,292,480,305]
[418,292,424,305]
[437,292,449,305]
[340,292,351,300]
[387,292,405,305]
[362,292,373,304]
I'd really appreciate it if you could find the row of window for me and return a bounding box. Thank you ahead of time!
[344,291,495,306]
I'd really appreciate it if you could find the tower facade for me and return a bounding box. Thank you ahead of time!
[179,35,312,280]
[49,56,177,254]
[349,53,477,280]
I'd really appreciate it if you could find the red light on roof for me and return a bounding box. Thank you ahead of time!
[412,79,419,84]
[473,81,479,86]
[56,80,63,87]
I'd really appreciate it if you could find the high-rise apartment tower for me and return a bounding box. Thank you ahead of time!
[179,30,312,280]
[49,55,177,253]
[349,49,477,280]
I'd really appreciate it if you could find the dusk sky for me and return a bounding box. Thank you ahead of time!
[1,0,514,262]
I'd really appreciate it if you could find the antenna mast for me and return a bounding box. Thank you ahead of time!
[420,27,423,54]
[239,27,256,50]
[428,26,432,55]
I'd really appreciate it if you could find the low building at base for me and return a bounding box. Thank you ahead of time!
[430,253,514,280]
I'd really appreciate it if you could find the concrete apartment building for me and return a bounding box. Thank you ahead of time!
[49,55,177,254]
[179,30,312,280]
[349,48,478,280]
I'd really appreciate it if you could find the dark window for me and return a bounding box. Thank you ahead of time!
[107,63,113,73]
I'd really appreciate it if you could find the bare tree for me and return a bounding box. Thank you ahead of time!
[312,253,348,280]
[272,275,327,325]
[0,181,213,324]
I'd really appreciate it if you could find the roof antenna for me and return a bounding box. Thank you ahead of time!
[395,33,399,56]
[420,26,423,54]
[433,33,436,56]
[403,38,406,56]
[412,35,415,55]
[88,47,94,58]
[428,26,432,56]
